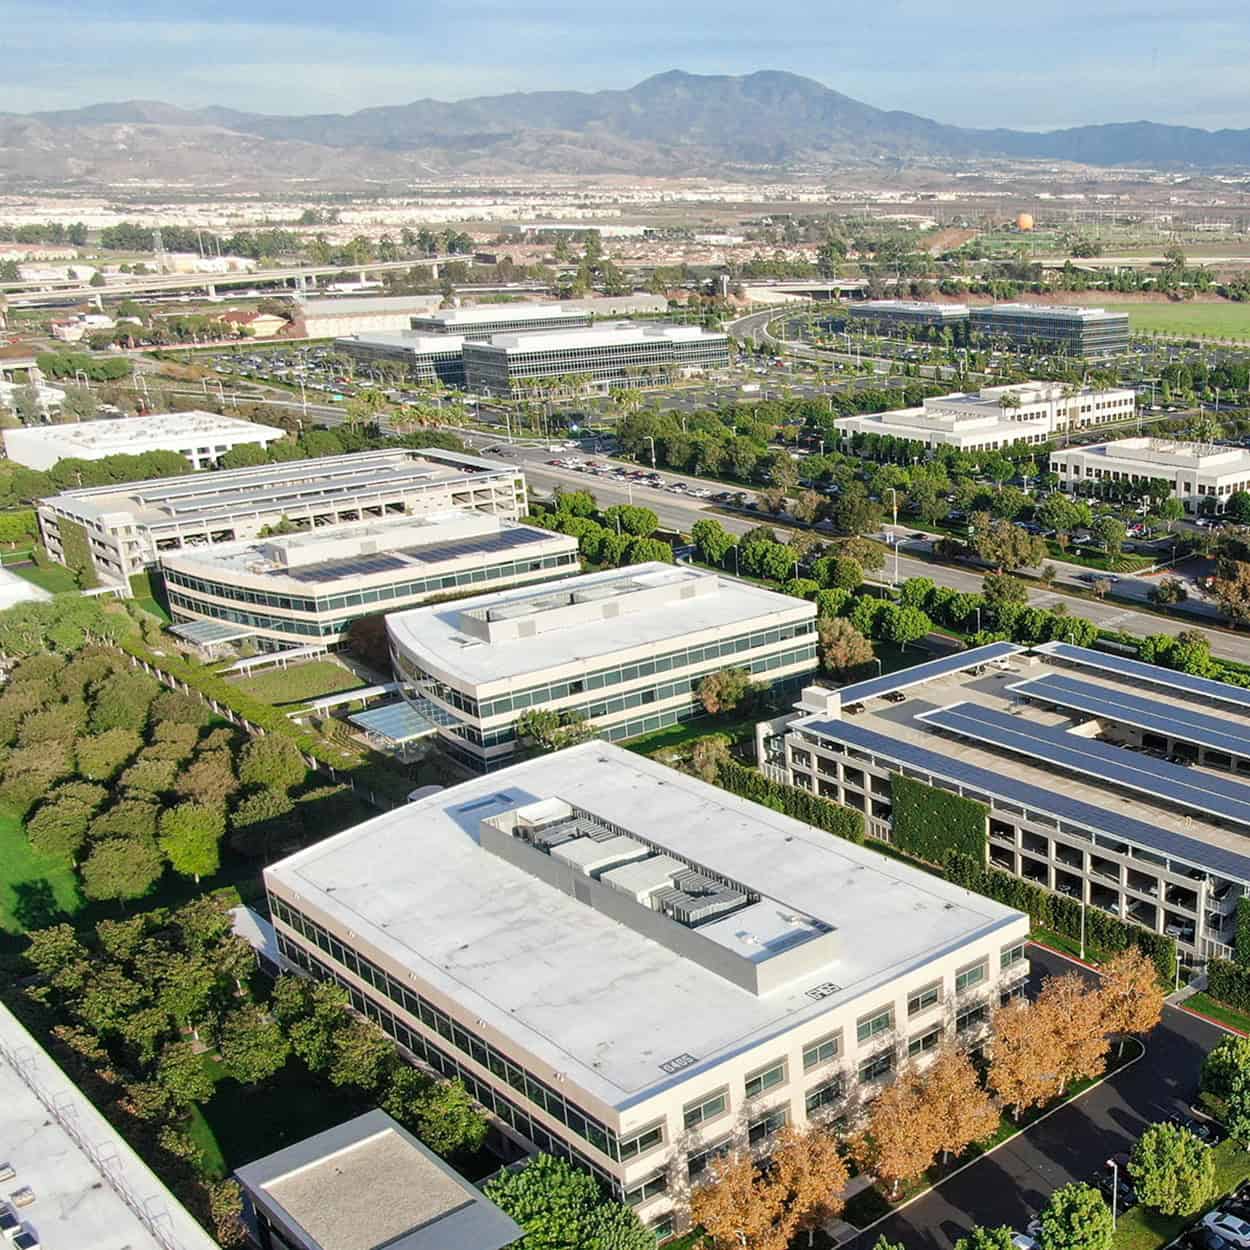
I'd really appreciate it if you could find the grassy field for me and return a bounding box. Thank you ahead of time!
[0,804,81,934]
[227,660,364,706]
[9,561,79,594]
[1183,992,1250,1035]
[1106,302,1250,340]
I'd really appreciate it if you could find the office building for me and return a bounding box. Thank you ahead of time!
[265,743,1029,1235]
[161,510,580,650]
[835,382,1136,454]
[387,563,817,771]
[846,300,970,334]
[462,322,730,397]
[969,304,1130,357]
[1049,438,1250,513]
[0,999,220,1250]
[294,295,443,339]
[409,303,592,340]
[3,410,285,472]
[763,641,1250,961]
[334,332,467,385]
[235,1109,521,1250]
[38,448,527,587]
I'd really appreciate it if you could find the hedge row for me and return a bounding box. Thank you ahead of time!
[1236,898,1250,967]
[717,759,865,843]
[1209,958,1250,1011]
[891,775,987,863]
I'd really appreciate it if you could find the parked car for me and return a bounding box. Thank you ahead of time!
[1203,1213,1250,1248]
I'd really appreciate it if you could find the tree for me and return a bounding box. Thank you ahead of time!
[953,1227,1016,1250]
[407,1079,489,1157]
[1098,947,1164,1054]
[1158,498,1186,531]
[1036,493,1091,541]
[1035,972,1109,1097]
[159,953,223,1040]
[1212,561,1250,626]
[1128,1123,1216,1216]
[238,734,308,792]
[697,667,753,715]
[177,751,238,806]
[819,616,874,678]
[1038,1184,1113,1250]
[818,555,864,591]
[25,798,92,863]
[219,1005,289,1085]
[851,1065,940,1198]
[988,998,1053,1119]
[80,836,164,907]
[692,518,737,566]
[229,787,297,858]
[923,1047,999,1163]
[1201,1036,1250,1143]
[158,802,225,883]
[888,605,932,651]
[76,728,143,781]
[626,536,673,564]
[515,708,596,754]
[1091,515,1127,558]
[23,922,87,980]
[690,734,731,784]
[601,505,658,537]
[157,1040,217,1106]
[330,1017,394,1092]
[88,669,159,733]
[1227,492,1250,526]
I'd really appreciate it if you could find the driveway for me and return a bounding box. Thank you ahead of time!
[842,946,1227,1250]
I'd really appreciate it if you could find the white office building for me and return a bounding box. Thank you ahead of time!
[334,333,468,385]
[161,511,580,650]
[295,295,443,339]
[38,448,528,586]
[265,743,1029,1236]
[1049,438,1250,512]
[4,410,285,472]
[386,563,818,771]
[835,382,1136,454]
[409,303,592,340]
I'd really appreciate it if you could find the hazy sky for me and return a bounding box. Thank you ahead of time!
[3,0,1247,131]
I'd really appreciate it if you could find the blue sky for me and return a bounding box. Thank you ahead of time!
[3,0,1247,131]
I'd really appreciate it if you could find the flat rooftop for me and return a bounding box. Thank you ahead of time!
[0,1000,220,1250]
[41,448,517,528]
[472,321,727,354]
[413,302,586,327]
[385,562,812,688]
[297,295,442,317]
[852,300,969,316]
[335,332,466,353]
[1057,437,1250,473]
[6,410,283,455]
[235,1110,519,1250]
[973,303,1127,322]
[265,744,1023,1109]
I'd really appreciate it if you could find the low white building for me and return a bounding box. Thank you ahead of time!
[295,295,444,339]
[836,381,1136,454]
[4,410,285,472]
[1050,437,1250,511]
[0,379,66,418]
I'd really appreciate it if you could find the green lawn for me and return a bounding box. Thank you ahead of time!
[0,804,82,935]
[8,561,79,594]
[1111,1139,1250,1250]
[1183,992,1250,1035]
[624,712,760,757]
[1106,302,1250,341]
[227,660,365,706]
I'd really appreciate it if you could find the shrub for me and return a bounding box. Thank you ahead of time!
[892,775,987,863]
[717,760,864,843]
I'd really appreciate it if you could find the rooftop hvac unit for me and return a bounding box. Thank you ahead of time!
[669,887,748,925]
[672,868,719,895]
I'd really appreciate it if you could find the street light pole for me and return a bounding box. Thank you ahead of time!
[1108,1158,1119,1229]
[646,436,657,470]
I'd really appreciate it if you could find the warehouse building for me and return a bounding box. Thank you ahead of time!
[265,743,1029,1236]
[762,641,1250,962]
[38,448,527,586]
[1049,437,1250,513]
[845,300,970,333]
[294,295,443,339]
[161,510,580,650]
[969,304,1130,358]
[333,332,468,385]
[835,381,1136,453]
[3,410,285,472]
[409,303,592,340]
[462,322,730,397]
[386,563,817,771]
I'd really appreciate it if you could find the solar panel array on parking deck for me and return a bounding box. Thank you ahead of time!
[1009,673,1250,759]
[918,702,1250,829]
[1035,641,1250,713]
[801,715,1250,883]
[831,641,1022,705]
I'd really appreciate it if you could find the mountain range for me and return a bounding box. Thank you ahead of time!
[4,70,1250,187]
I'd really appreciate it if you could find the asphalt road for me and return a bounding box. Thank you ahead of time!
[844,945,1226,1250]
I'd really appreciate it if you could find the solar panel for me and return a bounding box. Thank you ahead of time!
[834,641,1022,704]
[1009,673,1250,759]
[1035,641,1250,713]
[348,700,443,742]
[918,702,1250,830]
[167,618,258,645]
[801,715,1250,884]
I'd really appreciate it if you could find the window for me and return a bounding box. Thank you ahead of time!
[619,1122,665,1161]
[748,1106,789,1146]
[625,1171,669,1207]
[955,959,988,994]
[802,1032,841,1072]
[805,1076,844,1114]
[683,1088,728,1129]
[649,1215,675,1242]
[908,1025,942,1057]
[859,1051,894,1083]
[857,1005,894,1044]
[1000,942,1026,970]
[745,1059,787,1100]
[956,1003,988,1033]
[687,1136,733,1180]
[907,981,941,1017]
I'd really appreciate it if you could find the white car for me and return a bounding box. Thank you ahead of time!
[1011,1235,1038,1250]
[1204,1213,1250,1247]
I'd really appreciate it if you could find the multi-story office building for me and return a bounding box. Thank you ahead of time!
[3,410,285,472]
[409,303,592,340]
[38,449,527,586]
[333,332,468,385]
[835,381,1135,454]
[1050,438,1250,512]
[763,641,1250,962]
[265,744,1029,1237]
[969,304,1130,358]
[845,300,970,334]
[161,511,580,650]
[462,323,730,397]
[386,563,818,771]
